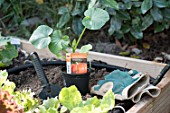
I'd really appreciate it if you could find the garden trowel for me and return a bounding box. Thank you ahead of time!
[30,52,61,99]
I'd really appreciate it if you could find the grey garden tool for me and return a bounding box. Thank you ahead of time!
[30,52,61,99]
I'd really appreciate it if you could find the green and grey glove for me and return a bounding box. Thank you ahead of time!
[91,69,150,101]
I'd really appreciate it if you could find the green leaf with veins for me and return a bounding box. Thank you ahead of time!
[59,85,83,111]
[29,25,52,49]
[82,8,110,30]
[48,30,70,57]
[79,44,92,53]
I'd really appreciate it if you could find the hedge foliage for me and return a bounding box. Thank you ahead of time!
[0,0,170,39]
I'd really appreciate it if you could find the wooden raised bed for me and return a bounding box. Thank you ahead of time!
[21,40,170,113]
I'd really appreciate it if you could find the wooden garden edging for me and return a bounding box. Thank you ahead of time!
[21,40,170,113]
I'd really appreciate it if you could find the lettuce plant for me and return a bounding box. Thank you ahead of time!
[29,7,109,58]
[0,70,40,112]
[36,85,115,113]
[0,35,18,67]
[59,85,115,113]
[0,89,24,113]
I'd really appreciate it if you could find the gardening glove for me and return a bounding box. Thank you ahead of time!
[132,84,161,103]
[91,69,150,101]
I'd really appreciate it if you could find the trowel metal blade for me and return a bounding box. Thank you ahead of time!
[39,84,61,99]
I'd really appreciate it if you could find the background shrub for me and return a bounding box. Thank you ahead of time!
[0,0,170,41]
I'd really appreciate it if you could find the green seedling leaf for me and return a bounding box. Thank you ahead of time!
[72,39,77,49]
[29,25,52,49]
[57,13,71,28]
[79,44,92,53]
[82,8,110,30]
[150,7,163,22]
[101,0,119,10]
[48,30,70,57]
[59,85,83,111]
[141,0,153,14]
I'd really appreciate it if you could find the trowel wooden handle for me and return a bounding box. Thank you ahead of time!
[30,52,49,87]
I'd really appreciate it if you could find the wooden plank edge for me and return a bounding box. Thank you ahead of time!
[20,40,168,78]
[127,72,170,113]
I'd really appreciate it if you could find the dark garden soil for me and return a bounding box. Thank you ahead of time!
[3,29,170,113]
[5,50,134,113]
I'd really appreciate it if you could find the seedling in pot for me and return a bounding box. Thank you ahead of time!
[29,7,110,94]
[29,7,110,59]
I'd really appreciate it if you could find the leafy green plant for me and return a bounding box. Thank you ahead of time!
[59,85,115,113]
[37,85,115,113]
[0,70,40,112]
[90,0,170,39]
[0,35,18,67]
[29,7,109,58]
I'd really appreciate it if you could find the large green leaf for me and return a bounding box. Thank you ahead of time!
[101,0,119,10]
[142,14,153,30]
[130,26,143,39]
[57,13,71,28]
[59,86,82,111]
[48,30,70,57]
[153,0,167,8]
[141,0,153,14]
[82,8,110,30]
[29,25,52,49]
[79,44,92,53]
[150,7,163,22]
